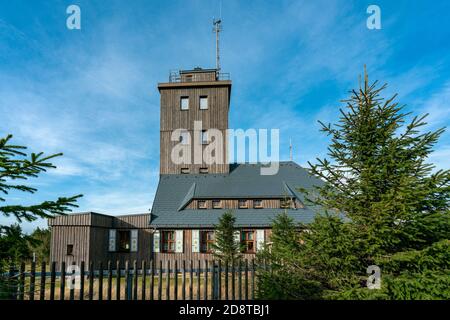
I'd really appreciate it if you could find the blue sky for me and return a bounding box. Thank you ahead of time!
[1,0,449,232]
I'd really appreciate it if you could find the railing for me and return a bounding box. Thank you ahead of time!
[168,71,231,83]
[0,259,258,300]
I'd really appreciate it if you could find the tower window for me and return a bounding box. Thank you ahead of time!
[253,200,263,209]
[238,199,248,209]
[198,200,207,209]
[201,130,208,144]
[181,168,190,174]
[199,167,209,174]
[199,96,208,110]
[179,130,189,145]
[180,97,189,110]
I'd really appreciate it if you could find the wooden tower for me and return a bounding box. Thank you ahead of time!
[157,68,232,174]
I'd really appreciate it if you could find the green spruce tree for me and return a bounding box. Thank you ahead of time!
[212,211,243,265]
[259,68,449,299]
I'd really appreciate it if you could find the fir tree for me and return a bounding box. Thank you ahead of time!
[0,134,82,229]
[212,211,243,265]
[259,68,449,299]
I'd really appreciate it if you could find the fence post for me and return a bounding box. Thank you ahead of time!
[165,260,170,300]
[133,260,138,300]
[150,260,155,300]
[60,261,65,301]
[49,262,56,300]
[218,260,222,300]
[107,261,112,300]
[204,260,208,300]
[196,260,200,300]
[231,261,235,300]
[19,262,25,300]
[251,259,255,300]
[174,260,178,300]
[116,261,121,300]
[189,260,193,300]
[238,260,242,300]
[89,261,94,300]
[224,261,228,300]
[80,261,85,300]
[182,260,186,300]
[141,260,147,300]
[158,260,162,300]
[244,259,249,300]
[125,261,131,300]
[69,261,75,301]
[213,260,219,300]
[98,262,104,301]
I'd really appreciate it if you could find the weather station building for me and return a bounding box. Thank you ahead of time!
[48,21,323,268]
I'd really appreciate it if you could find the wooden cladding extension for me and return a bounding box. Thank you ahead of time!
[49,213,152,269]
[185,199,303,210]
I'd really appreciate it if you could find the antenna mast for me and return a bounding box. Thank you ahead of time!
[213,18,222,71]
[289,138,293,161]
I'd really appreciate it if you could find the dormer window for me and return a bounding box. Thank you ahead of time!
[253,200,263,209]
[238,199,248,209]
[180,97,189,110]
[212,200,222,209]
[198,200,207,209]
[280,199,292,209]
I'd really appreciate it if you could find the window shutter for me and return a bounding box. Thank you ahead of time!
[153,230,160,253]
[192,230,200,253]
[233,230,241,246]
[175,230,184,253]
[130,229,138,252]
[108,229,116,252]
[256,229,265,252]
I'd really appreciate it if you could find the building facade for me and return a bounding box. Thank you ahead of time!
[49,68,323,268]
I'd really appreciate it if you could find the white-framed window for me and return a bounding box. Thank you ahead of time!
[180,97,189,110]
[199,96,208,110]
[201,130,208,144]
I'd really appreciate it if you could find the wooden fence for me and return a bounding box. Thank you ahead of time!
[1,259,259,300]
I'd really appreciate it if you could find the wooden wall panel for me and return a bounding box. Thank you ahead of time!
[159,81,231,174]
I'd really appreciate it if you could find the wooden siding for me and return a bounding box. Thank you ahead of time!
[159,80,231,174]
[180,70,216,82]
[50,225,91,270]
[49,213,152,269]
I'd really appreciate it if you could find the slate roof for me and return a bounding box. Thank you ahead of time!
[150,161,324,228]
